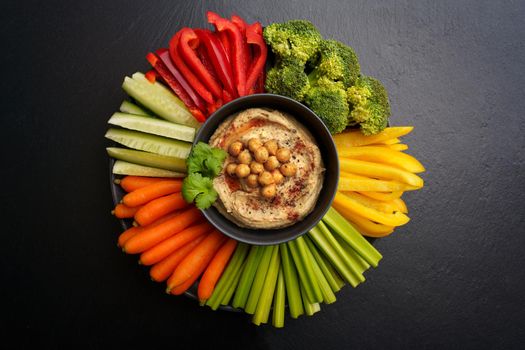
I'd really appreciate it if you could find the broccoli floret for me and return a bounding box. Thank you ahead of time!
[309,40,360,88]
[347,76,391,135]
[265,60,310,101]
[263,20,322,65]
[304,79,349,134]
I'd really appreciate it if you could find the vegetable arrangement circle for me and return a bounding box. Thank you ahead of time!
[105,11,425,327]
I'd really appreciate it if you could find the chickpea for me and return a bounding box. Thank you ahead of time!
[235,163,251,178]
[250,161,264,174]
[276,148,291,163]
[264,139,278,156]
[254,146,269,163]
[248,138,263,153]
[271,169,284,184]
[261,184,277,199]
[237,150,252,164]
[226,163,237,176]
[258,171,275,186]
[246,174,259,188]
[264,156,280,171]
[280,163,297,177]
[228,141,243,157]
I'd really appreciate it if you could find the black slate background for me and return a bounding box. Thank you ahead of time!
[3,0,525,348]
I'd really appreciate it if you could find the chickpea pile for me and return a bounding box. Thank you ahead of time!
[226,138,297,199]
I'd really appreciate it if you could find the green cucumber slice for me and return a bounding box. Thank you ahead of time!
[105,128,191,158]
[113,160,185,177]
[119,100,154,117]
[122,72,200,128]
[107,147,186,172]
[108,112,195,142]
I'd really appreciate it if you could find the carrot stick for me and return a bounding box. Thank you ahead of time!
[134,192,188,226]
[169,273,199,295]
[122,180,183,207]
[198,238,238,301]
[166,230,226,292]
[123,207,202,254]
[112,203,141,219]
[117,211,180,248]
[119,176,166,192]
[139,221,212,265]
[150,234,208,282]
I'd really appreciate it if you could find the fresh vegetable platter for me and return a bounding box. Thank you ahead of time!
[106,11,425,327]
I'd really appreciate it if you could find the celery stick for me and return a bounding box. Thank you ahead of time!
[300,282,320,316]
[280,243,304,319]
[119,100,154,116]
[272,267,286,328]
[232,246,264,309]
[221,259,246,306]
[308,225,361,287]
[288,237,323,303]
[316,245,346,291]
[323,207,383,267]
[245,246,275,314]
[206,243,249,310]
[334,232,370,274]
[253,246,281,325]
[304,236,343,293]
[302,237,336,304]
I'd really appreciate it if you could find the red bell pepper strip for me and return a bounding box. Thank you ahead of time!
[207,11,248,97]
[194,29,236,98]
[169,30,215,105]
[178,28,223,99]
[217,31,232,65]
[196,44,220,83]
[144,69,159,83]
[222,89,234,104]
[231,15,252,74]
[146,51,206,122]
[245,22,267,95]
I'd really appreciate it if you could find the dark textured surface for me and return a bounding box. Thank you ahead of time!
[3,0,525,348]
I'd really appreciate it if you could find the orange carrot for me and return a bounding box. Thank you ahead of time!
[119,176,165,192]
[169,273,199,295]
[134,192,189,226]
[150,234,208,282]
[166,230,226,292]
[122,180,183,207]
[117,226,143,247]
[140,221,212,266]
[197,238,238,301]
[123,207,202,254]
[112,203,141,219]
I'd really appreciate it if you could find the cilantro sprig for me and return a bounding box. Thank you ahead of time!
[182,142,227,210]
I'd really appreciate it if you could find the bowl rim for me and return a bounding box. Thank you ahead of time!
[193,93,339,245]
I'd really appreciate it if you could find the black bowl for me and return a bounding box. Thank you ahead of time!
[194,94,339,245]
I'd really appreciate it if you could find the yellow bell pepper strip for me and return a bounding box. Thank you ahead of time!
[331,204,395,238]
[333,126,413,148]
[340,158,424,188]
[338,146,425,173]
[339,172,416,192]
[333,192,410,227]
[340,191,396,213]
[376,137,400,145]
[388,144,409,151]
[390,198,408,213]
[359,191,404,201]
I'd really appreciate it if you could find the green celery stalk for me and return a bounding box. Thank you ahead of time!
[303,237,336,304]
[317,221,365,287]
[253,246,281,325]
[334,231,370,274]
[280,243,304,318]
[232,246,264,309]
[272,267,286,328]
[245,246,275,314]
[316,244,346,291]
[300,282,321,316]
[304,235,343,294]
[323,207,383,267]
[206,243,249,310]
[288,237,323,303]
[221,259,246,306]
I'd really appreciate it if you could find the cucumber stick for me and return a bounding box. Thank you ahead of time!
[122,72,200,128]
[112,160,185,177]
[106,147,186,172]
[119,100,154,117]
[108,112,195,142]
[105,128,191,159]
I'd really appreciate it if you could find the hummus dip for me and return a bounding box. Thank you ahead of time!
[209,108,325,229]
